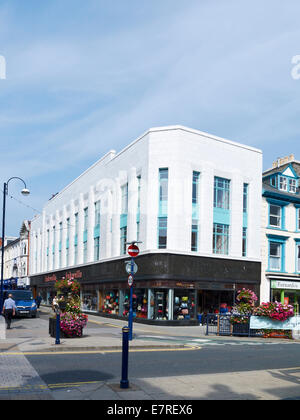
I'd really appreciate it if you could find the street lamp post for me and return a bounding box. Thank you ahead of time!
[0,177,30,310]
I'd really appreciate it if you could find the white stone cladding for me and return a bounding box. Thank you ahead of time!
[29,126,262,276]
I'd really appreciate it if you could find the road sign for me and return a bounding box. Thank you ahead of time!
[128,275,134,287]
[128,244,139,257]
[125,262,138,275]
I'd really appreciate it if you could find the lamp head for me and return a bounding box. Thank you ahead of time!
[21,188,30,196]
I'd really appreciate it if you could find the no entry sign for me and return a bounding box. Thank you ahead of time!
[128,244,139,257]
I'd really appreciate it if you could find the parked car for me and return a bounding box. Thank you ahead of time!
[3,290,37,318]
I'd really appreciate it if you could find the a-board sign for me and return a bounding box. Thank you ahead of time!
[218,315,232,336]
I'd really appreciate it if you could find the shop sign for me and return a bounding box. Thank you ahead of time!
[175,282,194,289]
[250,316,300,331]
[271,280,300,291]
[44,270,83,284]
[45,274,57,283]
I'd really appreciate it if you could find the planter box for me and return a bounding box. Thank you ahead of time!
[232,322,250,337]
[49,317,83,339]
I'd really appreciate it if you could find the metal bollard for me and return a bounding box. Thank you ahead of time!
[55,312,61,345]
[120,326,130,389]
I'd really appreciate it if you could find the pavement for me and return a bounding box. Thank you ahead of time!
[0,307,299,401]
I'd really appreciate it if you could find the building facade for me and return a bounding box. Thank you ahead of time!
[261,155,300,314]
[1,221,31,288]
[29,126,262,323]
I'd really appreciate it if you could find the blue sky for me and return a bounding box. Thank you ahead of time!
[1,0,300,236]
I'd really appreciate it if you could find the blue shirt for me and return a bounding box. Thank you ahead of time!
[3,298,16,310]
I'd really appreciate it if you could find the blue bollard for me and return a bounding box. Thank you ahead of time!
[55,312,61,345]
[120,326,130,389]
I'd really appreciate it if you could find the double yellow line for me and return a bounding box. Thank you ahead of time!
[1,345,201,356]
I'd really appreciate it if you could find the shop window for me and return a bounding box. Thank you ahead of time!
[82,290,98,312]
[153,290,169,320]
[102,290,119,315]
[122,289,148,319]
[173,291,195,320]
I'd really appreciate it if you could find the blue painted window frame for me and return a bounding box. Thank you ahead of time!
[267,198,288,230]
[267,234,288,273]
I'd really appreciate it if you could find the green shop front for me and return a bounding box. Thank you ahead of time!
[270,278,300,314]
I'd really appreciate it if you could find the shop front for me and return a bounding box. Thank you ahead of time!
[30,252,261,325]
[270,278,300,315]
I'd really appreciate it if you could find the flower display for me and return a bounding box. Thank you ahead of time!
[55,277,80,296]
[254,301,294,322]
[53,276,88,338]
[60,313,88,337]
[231,288,258,320]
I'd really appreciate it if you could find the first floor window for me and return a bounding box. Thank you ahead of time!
[120,227,127,255]
[158,217,167,249]
[269,204,281,228]
[94,237,100,261]
[83,241,88,263]
[74,244,78,265]
[191,221,198,252]
[297,245,300,272]
[213,224,229,255]
[242,227,247,257]
[269,242,281,271]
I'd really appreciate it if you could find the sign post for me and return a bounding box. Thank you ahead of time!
[127,243,140,341]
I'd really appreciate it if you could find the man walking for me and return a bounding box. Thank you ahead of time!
[2,294,16,330]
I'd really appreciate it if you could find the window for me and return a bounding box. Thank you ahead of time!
[269,242,281,271]
[243,184,249,213]
[270,177,276,188]
[52,226,56,268]
[192,172,200,204]
[159,169,168,203]
[83,241,88,263]
[158,218,167,249]
[158,169,168,249]
[296,244,300,272]
[66,217,70,267]
[214,177,230,210]
[213,224,229,255]
[59,222,62,268]
[120,226,127,255]
[242,227,247,257]
[94,237,100,261]
[94,201,100,226]
[290,179,297,194]
[84,207,88,231]
[191,221,198,252]
[269,205,281,228]
[279,176,288,192]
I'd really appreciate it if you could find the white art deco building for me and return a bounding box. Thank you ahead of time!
[29,126,262,324]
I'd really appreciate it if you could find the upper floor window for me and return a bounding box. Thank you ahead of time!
[159,169,168,202]
[243,183,249,213]
[94,201,100,226]
[192,171,200,204]
[269,205,281,228]
[279,176,288,192]
[290,179,297,194]
[214,177,230,210]
[84,207,89,231]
